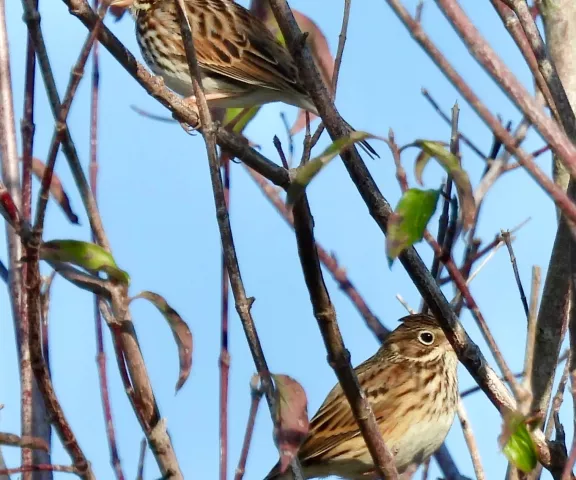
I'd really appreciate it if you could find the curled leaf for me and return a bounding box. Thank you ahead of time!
[41,239,130,284]
[272,374,309,474]
[132,291,193,392]
[28,157,79,224]
[223,106,261,134]
[286,132,378,205]
[386,188,440,264]
[410,140,476,232]
[499,410,538,473]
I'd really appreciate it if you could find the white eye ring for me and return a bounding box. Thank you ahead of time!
[418,330,435,345]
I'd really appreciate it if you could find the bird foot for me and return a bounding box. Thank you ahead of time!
[174,96,201,134]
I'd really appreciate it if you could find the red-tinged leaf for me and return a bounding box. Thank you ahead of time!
[27,157,79,224]
[132,291,193,392]
[272,374,309,474]
[0,188,20,229]
[107,0,131,20]
[110,5,128,20]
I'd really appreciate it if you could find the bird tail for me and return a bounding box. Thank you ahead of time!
[341,118,379,159]
[291,94,379,159]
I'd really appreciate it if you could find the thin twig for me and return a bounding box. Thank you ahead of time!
[0,465,77,476]
[244,166,388,342]
[89,3,124,478]
[234,376,263,480]
[421,88,486,160]
[268,0,521,435]
[23,0,110,248]
[424,230,525,400]
[562,370,576,479]
[457,399,486,480]
[291,193,399,479]
[0,0,35,477]
[503,230,530,318]
[34,2,108,231]
[20,0,40,473]
[219,157,231,480]
[64,3,563,472]
[426,102,459,313]
[388,0,576,224]
[135,439,146,480]
[173,2,303,477]
[460,372,524,398]
[331,0,351,95]
[522,266,540,410]
[545,354,571,440]
[437,0,576,175]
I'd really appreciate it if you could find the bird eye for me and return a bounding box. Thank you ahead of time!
[418,331,435,345]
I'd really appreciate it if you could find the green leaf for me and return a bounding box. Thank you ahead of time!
[132,291,193,393]
[500,411,538,473]
[223,106,261,134]
[40,239,130,284]
[411,140,476,232]
[286,131,376,205]
[386,188,440,264]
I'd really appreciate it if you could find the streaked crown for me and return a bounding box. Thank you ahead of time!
[380,314,456,363]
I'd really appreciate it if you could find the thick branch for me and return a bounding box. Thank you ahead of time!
[292,195,398,479]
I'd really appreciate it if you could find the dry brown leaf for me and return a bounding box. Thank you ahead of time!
[272,374,309,473]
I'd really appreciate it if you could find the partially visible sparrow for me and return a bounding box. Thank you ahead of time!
[110,0,377,156]
[265,314,459,480]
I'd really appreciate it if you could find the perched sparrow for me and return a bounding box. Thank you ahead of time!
[111,0,377,156]
[265,314,459,480]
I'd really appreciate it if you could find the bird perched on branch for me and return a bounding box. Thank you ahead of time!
[110,0,377,157]
[265,314,459,480]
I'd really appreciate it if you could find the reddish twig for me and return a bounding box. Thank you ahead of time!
[34,2,108,231]
[457,399,485,480]
[386,0,576,225]
[89,2,124,477]
[424,230,524,400]
[436,0,576,173]
[244,165,389,342]
[421,88,486,160]
[234,376,263,480]
[502,231,530,317]
[0,465,77,475]
[0,0,37,477]
[219,156,231,480]
[290,192,399,479]
[174,2,301,476]
[135,439,146,480]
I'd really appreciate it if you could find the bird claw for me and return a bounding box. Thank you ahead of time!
[176,117,202,135]
[174,95,202,133]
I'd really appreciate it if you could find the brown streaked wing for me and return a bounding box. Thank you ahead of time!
[298,357,409,463]
[191,0,307,95]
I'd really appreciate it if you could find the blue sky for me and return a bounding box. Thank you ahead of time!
[0,0,567,479]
